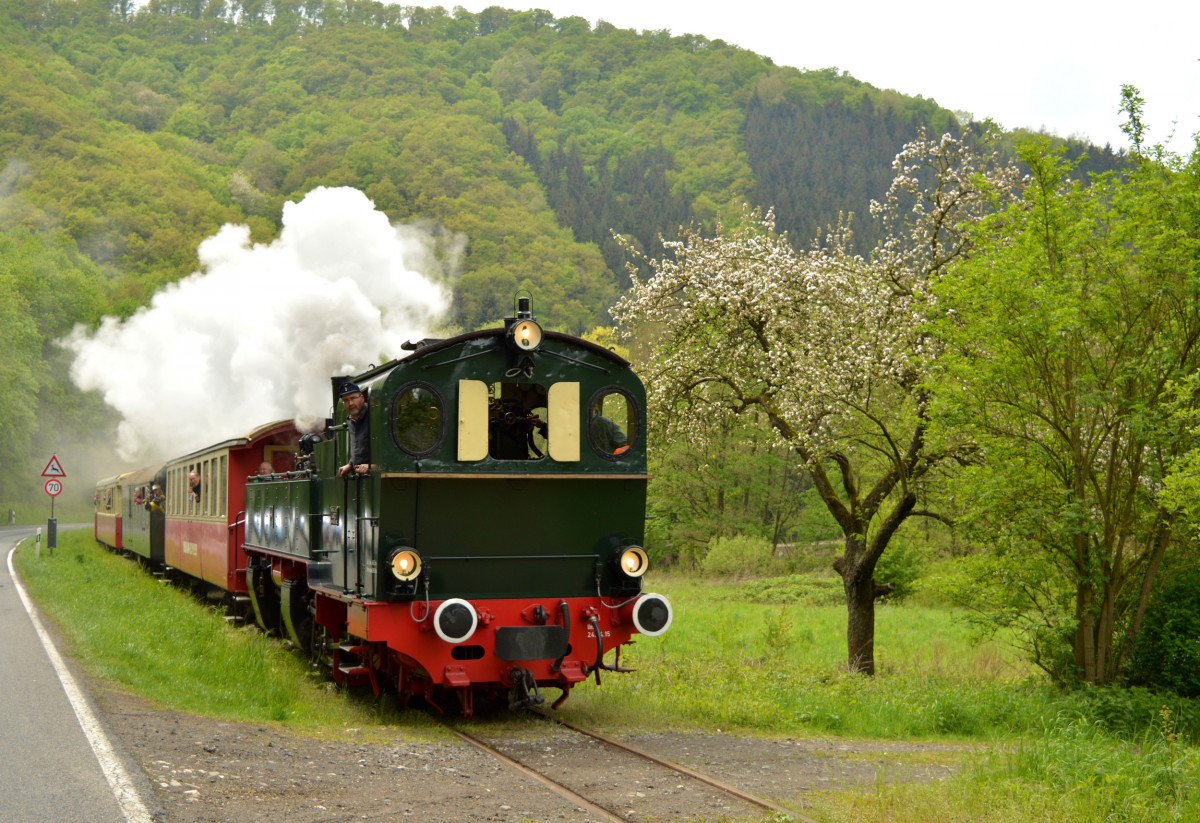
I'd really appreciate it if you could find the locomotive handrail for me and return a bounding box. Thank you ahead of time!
[249,470,311,481]
[536,347,610,372]
[418,553,595,562]
[417,348,493,369]
[378,472,649,480]
[229,511,246,571]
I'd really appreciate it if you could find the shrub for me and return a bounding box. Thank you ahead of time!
[872,535,928,601]
[737,574,845,607]
[1055,684,1200,743]
[1125,565,1200,697]
[701,533,776,577]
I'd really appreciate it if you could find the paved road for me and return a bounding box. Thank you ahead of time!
[0,525,157,823]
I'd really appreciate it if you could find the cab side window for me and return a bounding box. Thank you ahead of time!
[393,383,444,456]
[589,389,638,458]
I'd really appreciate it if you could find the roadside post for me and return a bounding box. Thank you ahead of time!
[41,454,66,554]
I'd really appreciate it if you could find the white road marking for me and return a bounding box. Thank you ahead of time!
[6,547,154,823]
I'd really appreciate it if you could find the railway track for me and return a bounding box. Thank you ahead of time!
[446,712,816,823]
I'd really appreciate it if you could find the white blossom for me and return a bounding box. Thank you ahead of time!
[613,130,1018,464]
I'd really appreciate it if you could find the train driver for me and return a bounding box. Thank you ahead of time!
[590,399,629,455]
[337,382,372,478]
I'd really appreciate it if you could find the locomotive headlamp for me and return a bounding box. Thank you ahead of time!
[433,598,478,644]
[616,546,650,578]
[505,295,543,353]
[388,548,422,582]
[508,318,543,352]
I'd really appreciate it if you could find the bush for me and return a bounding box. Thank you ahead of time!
[1125,565,1200,697]
[737,574,845,607]
[701,533,776,577]
[1055,684,1200,743]
[872,536,928,601]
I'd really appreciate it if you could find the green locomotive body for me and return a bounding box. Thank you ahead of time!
[243,311,670,713]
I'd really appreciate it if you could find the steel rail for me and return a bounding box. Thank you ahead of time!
[533,711,816,822]
[446,725,625,823]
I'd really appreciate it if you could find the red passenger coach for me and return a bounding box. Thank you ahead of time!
[163,421,300,600]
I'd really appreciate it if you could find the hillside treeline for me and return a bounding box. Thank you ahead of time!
[0,0,1125,507]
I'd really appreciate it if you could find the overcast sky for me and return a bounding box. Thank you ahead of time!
[448,1,1199,156]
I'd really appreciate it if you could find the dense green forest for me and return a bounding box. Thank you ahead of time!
[0,0,1125,511]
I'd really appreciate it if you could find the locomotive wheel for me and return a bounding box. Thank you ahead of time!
[280,579,314,653]
[246,563,281,634]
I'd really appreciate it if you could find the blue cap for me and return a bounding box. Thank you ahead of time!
[338,382,362,398]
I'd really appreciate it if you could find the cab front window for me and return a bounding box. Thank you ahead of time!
[458,379,579,462]
[486,381,548,460]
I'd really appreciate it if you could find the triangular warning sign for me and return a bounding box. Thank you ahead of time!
[42,455,67,477]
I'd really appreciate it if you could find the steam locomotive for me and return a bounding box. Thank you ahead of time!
[93,302,672,714]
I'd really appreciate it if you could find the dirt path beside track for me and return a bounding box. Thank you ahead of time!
[94,686,969,822]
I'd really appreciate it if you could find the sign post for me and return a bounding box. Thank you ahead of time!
[41,455,66,553]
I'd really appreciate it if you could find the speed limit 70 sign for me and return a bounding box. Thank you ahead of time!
[44,479,63,497]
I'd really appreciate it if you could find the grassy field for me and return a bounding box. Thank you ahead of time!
[11,530,436,738]
[13,531,1200,821]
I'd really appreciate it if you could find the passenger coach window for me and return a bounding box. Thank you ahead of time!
[393,383,443,456]
[216,455,226,517]
[589,389,638,458]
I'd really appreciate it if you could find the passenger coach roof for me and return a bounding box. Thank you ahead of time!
[167,419,296,465]
[95,471,133,488]
[124,465,163,484]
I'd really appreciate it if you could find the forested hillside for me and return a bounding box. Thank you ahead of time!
[0,0,1126,506]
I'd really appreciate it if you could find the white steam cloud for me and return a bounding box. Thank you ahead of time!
[65,187,452,462]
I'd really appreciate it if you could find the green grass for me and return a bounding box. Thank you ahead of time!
[2,502,94,527]
[12,530,436,738]
[566,575,1200,821]
[14,533,1200,820]
[567,575,1039,739]
[805,712,1200,822]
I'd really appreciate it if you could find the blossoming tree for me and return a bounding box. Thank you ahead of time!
[614,132,1016,674]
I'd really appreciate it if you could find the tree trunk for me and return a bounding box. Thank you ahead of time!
[1095,580,1116,683]
[1117,520,1170,676]
[1075,576,1098,684]
[846,573,877,675]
